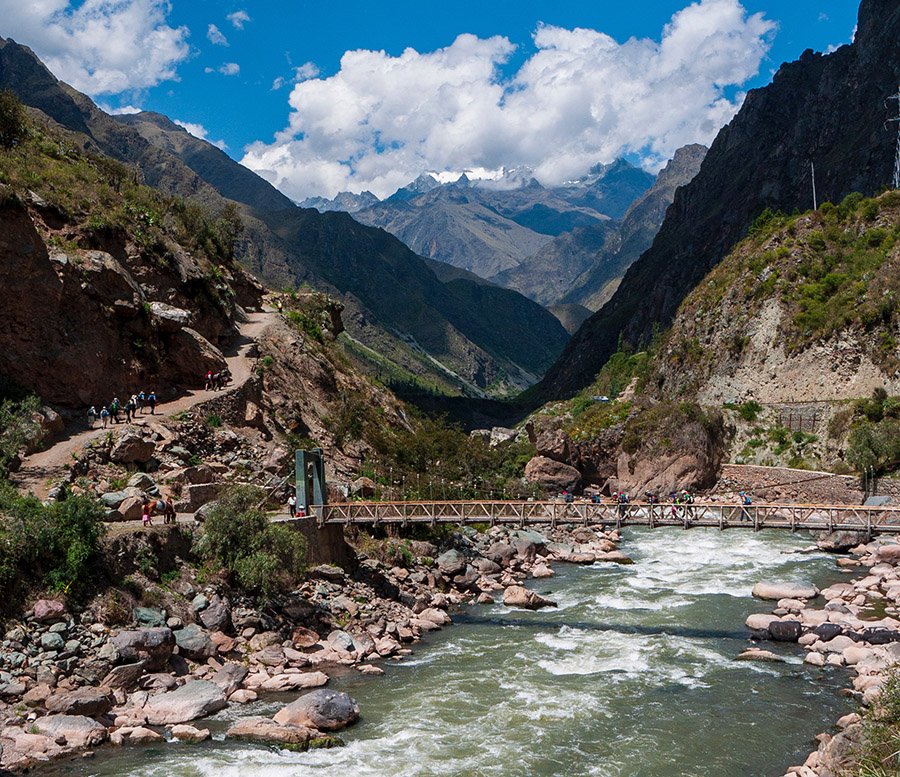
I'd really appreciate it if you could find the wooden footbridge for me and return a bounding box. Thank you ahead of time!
[315,500,900,535]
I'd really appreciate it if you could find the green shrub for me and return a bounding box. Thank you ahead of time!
[0,486,106,604]
[0,394,41,477]
[737,400,762,422]
[850,669,900,776]
[0,90,27,150]
[195,486,306,596]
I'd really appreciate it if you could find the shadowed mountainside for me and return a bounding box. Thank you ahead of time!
[531,0,900,403]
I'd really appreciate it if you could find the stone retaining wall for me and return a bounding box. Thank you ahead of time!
[717,464,900,504]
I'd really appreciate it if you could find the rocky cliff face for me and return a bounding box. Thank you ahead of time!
[0,120,261,407]
[653,191,900,406]
[534,0,900,402]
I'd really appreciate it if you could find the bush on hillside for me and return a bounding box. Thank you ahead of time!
[0,486,106,605]
[0,394,41,477]
[196,486,306,596]
[0,90,27,150]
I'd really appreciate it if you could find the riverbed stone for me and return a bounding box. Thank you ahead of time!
[174,624,215,662]
[752,581,818,601]
[436,550,466,576]
[31,715,108,748]
[45,687,114,717]
[768,619,802,643]
[170,724,211,743]
[260,671,329,693]
[111,628,174,671]
[502,585,557,610]
[142,680,226,725]
[226,716,313,746]
[273,689,359,731]
[745,613,779,632]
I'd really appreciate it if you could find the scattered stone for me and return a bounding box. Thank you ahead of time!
[502,585,557,610]
[33,599,67,623]
[273,689,360,732]
[170,724,211,743]
[174,624,215,662]
[46,687,114,717]
[31,715,108,748]
[736,648,786,663]
[143,680,226,725]
[752,581,818,601]
[226,716,313,746]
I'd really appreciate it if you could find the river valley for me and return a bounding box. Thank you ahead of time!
[70,528,854,777]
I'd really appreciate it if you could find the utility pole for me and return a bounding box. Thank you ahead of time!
[810,161,818,210]
[889,85,900,189]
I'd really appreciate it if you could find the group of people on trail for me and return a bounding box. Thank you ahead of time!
[204,369,232,391]
[141,494,177,526]
[87,391,157,428]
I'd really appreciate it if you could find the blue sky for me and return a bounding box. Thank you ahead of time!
[0,1,859,198]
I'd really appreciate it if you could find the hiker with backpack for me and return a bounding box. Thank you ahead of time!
[739,490,753,522]
[110,398,120,424]
[147,390,157,414]
[137,391,145,414]
[99,406,109,428]
[87,406,97,427]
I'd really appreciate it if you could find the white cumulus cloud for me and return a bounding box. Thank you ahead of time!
[207,23,228,46]
[227,10,250,30]
[242,0,776,200]
[219,62,240,76]
[174,119,227,150]
[0,0,189,95]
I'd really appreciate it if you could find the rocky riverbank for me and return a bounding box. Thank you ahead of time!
[738,534,900,777]
[0,522,625,771]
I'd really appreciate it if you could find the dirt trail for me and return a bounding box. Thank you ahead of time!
[12,309,277,499]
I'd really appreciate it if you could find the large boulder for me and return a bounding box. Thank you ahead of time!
[143,680,226,725]
[534,430,571,462]
[436,549,466,577]
[174,624,215,662]
[751,581,818,601]
[111,628,175,671]
[45,687,114,717]
[768,619,802,642]
[226,716,313,746]
[31,715,108,748]
[273,689,359,732]
[198,595,231,632]
[502,585,557,610]
[524,456,581,492]
[110,429,156,464]
[32,599,66,623]
[211,663,250,696]
[817,531,869,553]
[167,328,227,385]
[149,302,192,333]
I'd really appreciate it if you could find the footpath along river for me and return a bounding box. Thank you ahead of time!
[74,528,855,777]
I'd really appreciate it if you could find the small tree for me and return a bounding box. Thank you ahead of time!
[196,486,307,596]
[0,90,27,150]
[0,395,41,476]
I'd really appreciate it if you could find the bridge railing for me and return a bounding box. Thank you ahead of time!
[315,500,900,534]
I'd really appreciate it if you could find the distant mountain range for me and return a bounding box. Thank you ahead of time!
[0,36,568,399]
[301,153,704,329]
